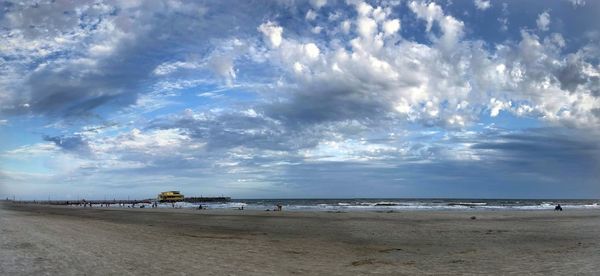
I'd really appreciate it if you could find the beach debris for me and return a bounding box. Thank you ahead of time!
[470,216,477,220]
[378,248,403,253]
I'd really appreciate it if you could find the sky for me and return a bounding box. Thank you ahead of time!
[1,0,599,200]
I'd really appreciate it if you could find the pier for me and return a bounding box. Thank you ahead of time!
[184,196,231,203]
[3,196,231,206]
[4,199,152,206]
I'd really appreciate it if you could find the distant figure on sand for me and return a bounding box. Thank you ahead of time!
[555,204,563,211]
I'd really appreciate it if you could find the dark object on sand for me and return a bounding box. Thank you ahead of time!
[470,216,477,220]
[555,204,563,211]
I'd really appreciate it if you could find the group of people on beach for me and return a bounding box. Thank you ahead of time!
[265,204,283,211]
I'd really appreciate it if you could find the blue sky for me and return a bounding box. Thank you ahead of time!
[1,0,599,200]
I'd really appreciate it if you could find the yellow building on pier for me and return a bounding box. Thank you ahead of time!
[157,191,184,202]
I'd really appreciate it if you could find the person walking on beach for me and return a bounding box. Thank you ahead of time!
[555,204,563,211]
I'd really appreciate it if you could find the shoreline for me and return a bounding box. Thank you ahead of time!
[3,198,597,212]
[2,202,599,275]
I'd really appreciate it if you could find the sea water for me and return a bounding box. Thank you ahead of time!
[118,198,600,211]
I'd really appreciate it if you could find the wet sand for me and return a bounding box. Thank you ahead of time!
[1,202,599,275]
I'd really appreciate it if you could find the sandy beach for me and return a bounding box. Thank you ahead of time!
[1,202,599,275]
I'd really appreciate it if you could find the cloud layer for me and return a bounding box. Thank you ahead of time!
[1,0,599,199]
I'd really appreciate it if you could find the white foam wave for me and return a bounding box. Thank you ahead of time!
[78,201,600,212]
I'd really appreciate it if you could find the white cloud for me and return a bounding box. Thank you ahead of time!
[408,1,443,32]
[293,62,305,74]
[489,98,511,117]
[3,143,58,158]
[498,17,509,31]
[568,0,586,7]
[3,0,597,132]
[109,128,190,151]
[438,14,465,51]
[258,21,283,48]
[306,9,317,21]
[301,139,398,162]
[550,33,566,48]
[153,61,203,76]
[409,1,464,52]
[303,43,321,60]
[35,127,202,174]
[341,20,352,34]
[248,0,600,129]
[357,17,377,38]
[356,2,373,17]
[474,0,491,10]
[248,1,471,128]
[382,19,401,37]
[536,11,551,31]
[310,0,327,9]
[209,55,237,86]
[328,11,342,21]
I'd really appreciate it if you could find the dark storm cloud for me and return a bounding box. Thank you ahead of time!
[553,53,600,95]
[556,57,589,92]
[266,82,392,127]
[470,129,600,163]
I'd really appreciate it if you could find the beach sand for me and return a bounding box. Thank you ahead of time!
[1,203,599,275]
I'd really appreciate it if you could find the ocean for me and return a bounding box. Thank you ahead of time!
[145,198,600,211]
